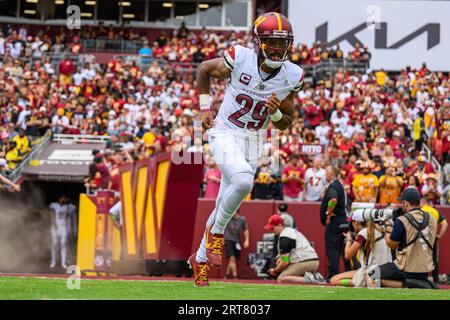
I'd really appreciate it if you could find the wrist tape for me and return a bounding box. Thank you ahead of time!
[199,94,212,111]
[270,109,283,122]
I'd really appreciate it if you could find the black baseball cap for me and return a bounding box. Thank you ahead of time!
[398,188,421,205]
[278,203,288,212]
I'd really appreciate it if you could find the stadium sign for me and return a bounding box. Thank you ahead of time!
[22,143,104,182]
[288,0,450,71]
[298,144,325,155]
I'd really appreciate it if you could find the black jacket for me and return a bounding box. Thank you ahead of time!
[320,179,348,226]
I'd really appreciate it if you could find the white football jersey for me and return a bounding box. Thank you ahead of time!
[49,202,68,230]
[214,45,304,132]
[304,168,326,201]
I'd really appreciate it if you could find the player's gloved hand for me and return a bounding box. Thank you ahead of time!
[200,111,214,130]
[265,93,281,114]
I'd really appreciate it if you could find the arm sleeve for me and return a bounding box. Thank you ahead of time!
[242,217,248,231]
[292,70,305,92]
[278,237,296,254]
[390,219,405,242]
[355,229,367,246]
[438,211,446,224]
[223,46,236,72]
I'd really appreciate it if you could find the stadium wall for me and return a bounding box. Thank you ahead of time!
[192,199,450,279]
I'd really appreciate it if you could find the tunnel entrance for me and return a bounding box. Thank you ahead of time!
[0,181,85,274]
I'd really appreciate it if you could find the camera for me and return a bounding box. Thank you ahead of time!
[354,207,404,222]
[338,223,352,233]
[247,252,276,277]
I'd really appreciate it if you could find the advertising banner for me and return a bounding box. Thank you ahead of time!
[288,0,450,71]
[298,144,325,155]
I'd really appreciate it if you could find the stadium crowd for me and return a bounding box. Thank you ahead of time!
[0,25,449,205]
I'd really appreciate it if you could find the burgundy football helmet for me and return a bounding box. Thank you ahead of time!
[253,12,294,68]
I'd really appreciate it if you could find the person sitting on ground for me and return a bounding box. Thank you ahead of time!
[264,215,319,284]
[330,210,392,287]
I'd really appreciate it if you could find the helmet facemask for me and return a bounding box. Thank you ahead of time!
[257,33,293,69]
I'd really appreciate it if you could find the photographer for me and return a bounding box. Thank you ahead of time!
[264,215,319,284]
[330,210,392,287]
[379,188,437,288]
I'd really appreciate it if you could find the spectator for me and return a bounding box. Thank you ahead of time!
[177,22,189,39]
[304,157,326,201]
[203,161,221,199]
[58,56,75,86]
[281,154,305,202]
[253,157,277,200]
[378,163,403,205]
[224,210,249,279]
[421,173,442,205]
[352,162,379,203]
[315,119,331,147]
[264,215,319,284]
[5,141,22,169]
[413,112,426,151]
[51,108,71,134]
[12,128,31,156]
[331,44,343,59]
[360,45,371,63]
[139,41,152,65]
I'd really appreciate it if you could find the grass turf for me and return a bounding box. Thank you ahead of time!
[0,276,448,300]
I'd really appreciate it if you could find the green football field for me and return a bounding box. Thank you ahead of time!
[0,276,449,300]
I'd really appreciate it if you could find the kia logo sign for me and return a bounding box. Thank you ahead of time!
[288,0,450,70]
[316,22,440,50]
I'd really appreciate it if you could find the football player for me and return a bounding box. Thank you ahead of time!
[189,12,304,286]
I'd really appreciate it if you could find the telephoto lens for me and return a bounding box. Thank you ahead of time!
[353,208,395,222]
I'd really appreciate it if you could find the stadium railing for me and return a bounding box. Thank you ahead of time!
[3,132,110,184]
[308,58,369,79]
[110,55,368,78]
[52,134,111,144]
[80,38,145,54]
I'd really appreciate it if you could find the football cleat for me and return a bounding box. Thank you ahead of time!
[205,226,225,268]
[188,254,210,287]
